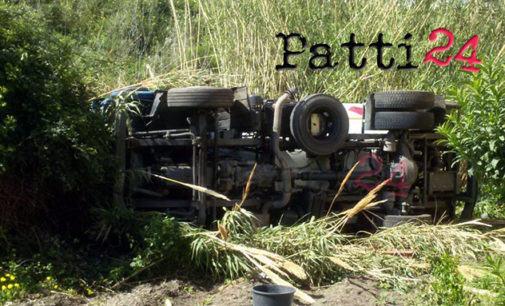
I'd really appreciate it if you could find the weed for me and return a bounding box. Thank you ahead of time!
[201,294,216,305]
[470,256,505,304]
[6,0,503,100]
[486,257,505,289]
[183,285,195,294]
[0,271,22,303]
[188,207,505,290]
[429,254,467,305]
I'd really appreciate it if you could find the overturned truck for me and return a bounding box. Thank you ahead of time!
[110,87,477,227]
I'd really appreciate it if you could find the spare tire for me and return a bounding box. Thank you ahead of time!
[290,94,349,156]
[166,86,234,108]
[374,90,435,110]
[374,111,435,130]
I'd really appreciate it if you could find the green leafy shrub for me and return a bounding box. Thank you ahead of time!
[130,216,191,271]
[105,215,192,286]
[437,60,505,209]
[430,254,467,305]
[0,4,117,236]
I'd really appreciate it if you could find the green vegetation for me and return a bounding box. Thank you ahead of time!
[0,214,195,303]
[0,243,100,301]
[8,0,505,99]
[437,60,505,217]
[430,254,467,305]
[0,272,21,303]
[173,209,505,304]
[0,4,116,237]
[3,210,505,304]
[469,256,505,305]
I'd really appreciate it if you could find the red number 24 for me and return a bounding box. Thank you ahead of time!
[424,28,482,72]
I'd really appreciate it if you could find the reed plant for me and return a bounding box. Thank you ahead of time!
[20,0,505,100]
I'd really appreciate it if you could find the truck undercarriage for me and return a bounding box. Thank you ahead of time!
[105,87,477,227]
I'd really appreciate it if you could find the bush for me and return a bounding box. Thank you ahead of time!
[105,215,192,286]
[0,235,115,303]
[0,4,116,236]
[129,216,191,272]
[430,254,467,305]
[437,59,505,208]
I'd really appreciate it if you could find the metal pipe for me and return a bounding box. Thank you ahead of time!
[197,111,208,225]
[272,90,293,134]
[294,170,381,181]
[263,88,296,213]
[132,129,188,136]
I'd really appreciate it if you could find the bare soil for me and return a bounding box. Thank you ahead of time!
[11,276,403,306]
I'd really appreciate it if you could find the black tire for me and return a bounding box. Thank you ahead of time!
[373,90,435,110]
[166,86,234,108]
[290,94,349,156]
[383,214,432,227]
[374,111,435,130]
[445,101,461,114]
[460,176,478,219]
[430,95,447,126]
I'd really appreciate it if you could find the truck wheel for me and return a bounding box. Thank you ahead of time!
[166,87,234,108]
[373,91,435,110]
[374,111,435,130]
[430,95,447,126]
[290,94,349,156]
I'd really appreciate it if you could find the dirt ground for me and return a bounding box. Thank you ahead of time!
[11,276,403,306]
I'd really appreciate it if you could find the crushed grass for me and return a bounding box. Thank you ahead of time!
[185,209,505,292]
[163,167,505,301]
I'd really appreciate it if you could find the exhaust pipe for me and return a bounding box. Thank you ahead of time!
[263,88,296,213]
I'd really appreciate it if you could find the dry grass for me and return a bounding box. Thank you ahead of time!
[331,221,504,283]
[331,179,391,231]
[96,0,505,100]
[138,146,504,303]
[145,168,505,303]
[326,161,359,215]
[187,205,505,304]
[153,169,505,297]
[237,163,257,209]
[149,172,232,202]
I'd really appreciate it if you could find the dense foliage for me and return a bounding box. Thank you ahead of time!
[0,4,116,234]
[437,60,505,212]
[429,254,466,305]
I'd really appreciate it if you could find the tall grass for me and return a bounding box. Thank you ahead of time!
[188,0,505,100]
[23,0,505,99]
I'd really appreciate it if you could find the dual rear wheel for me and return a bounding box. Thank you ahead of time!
[367,90,440,131]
